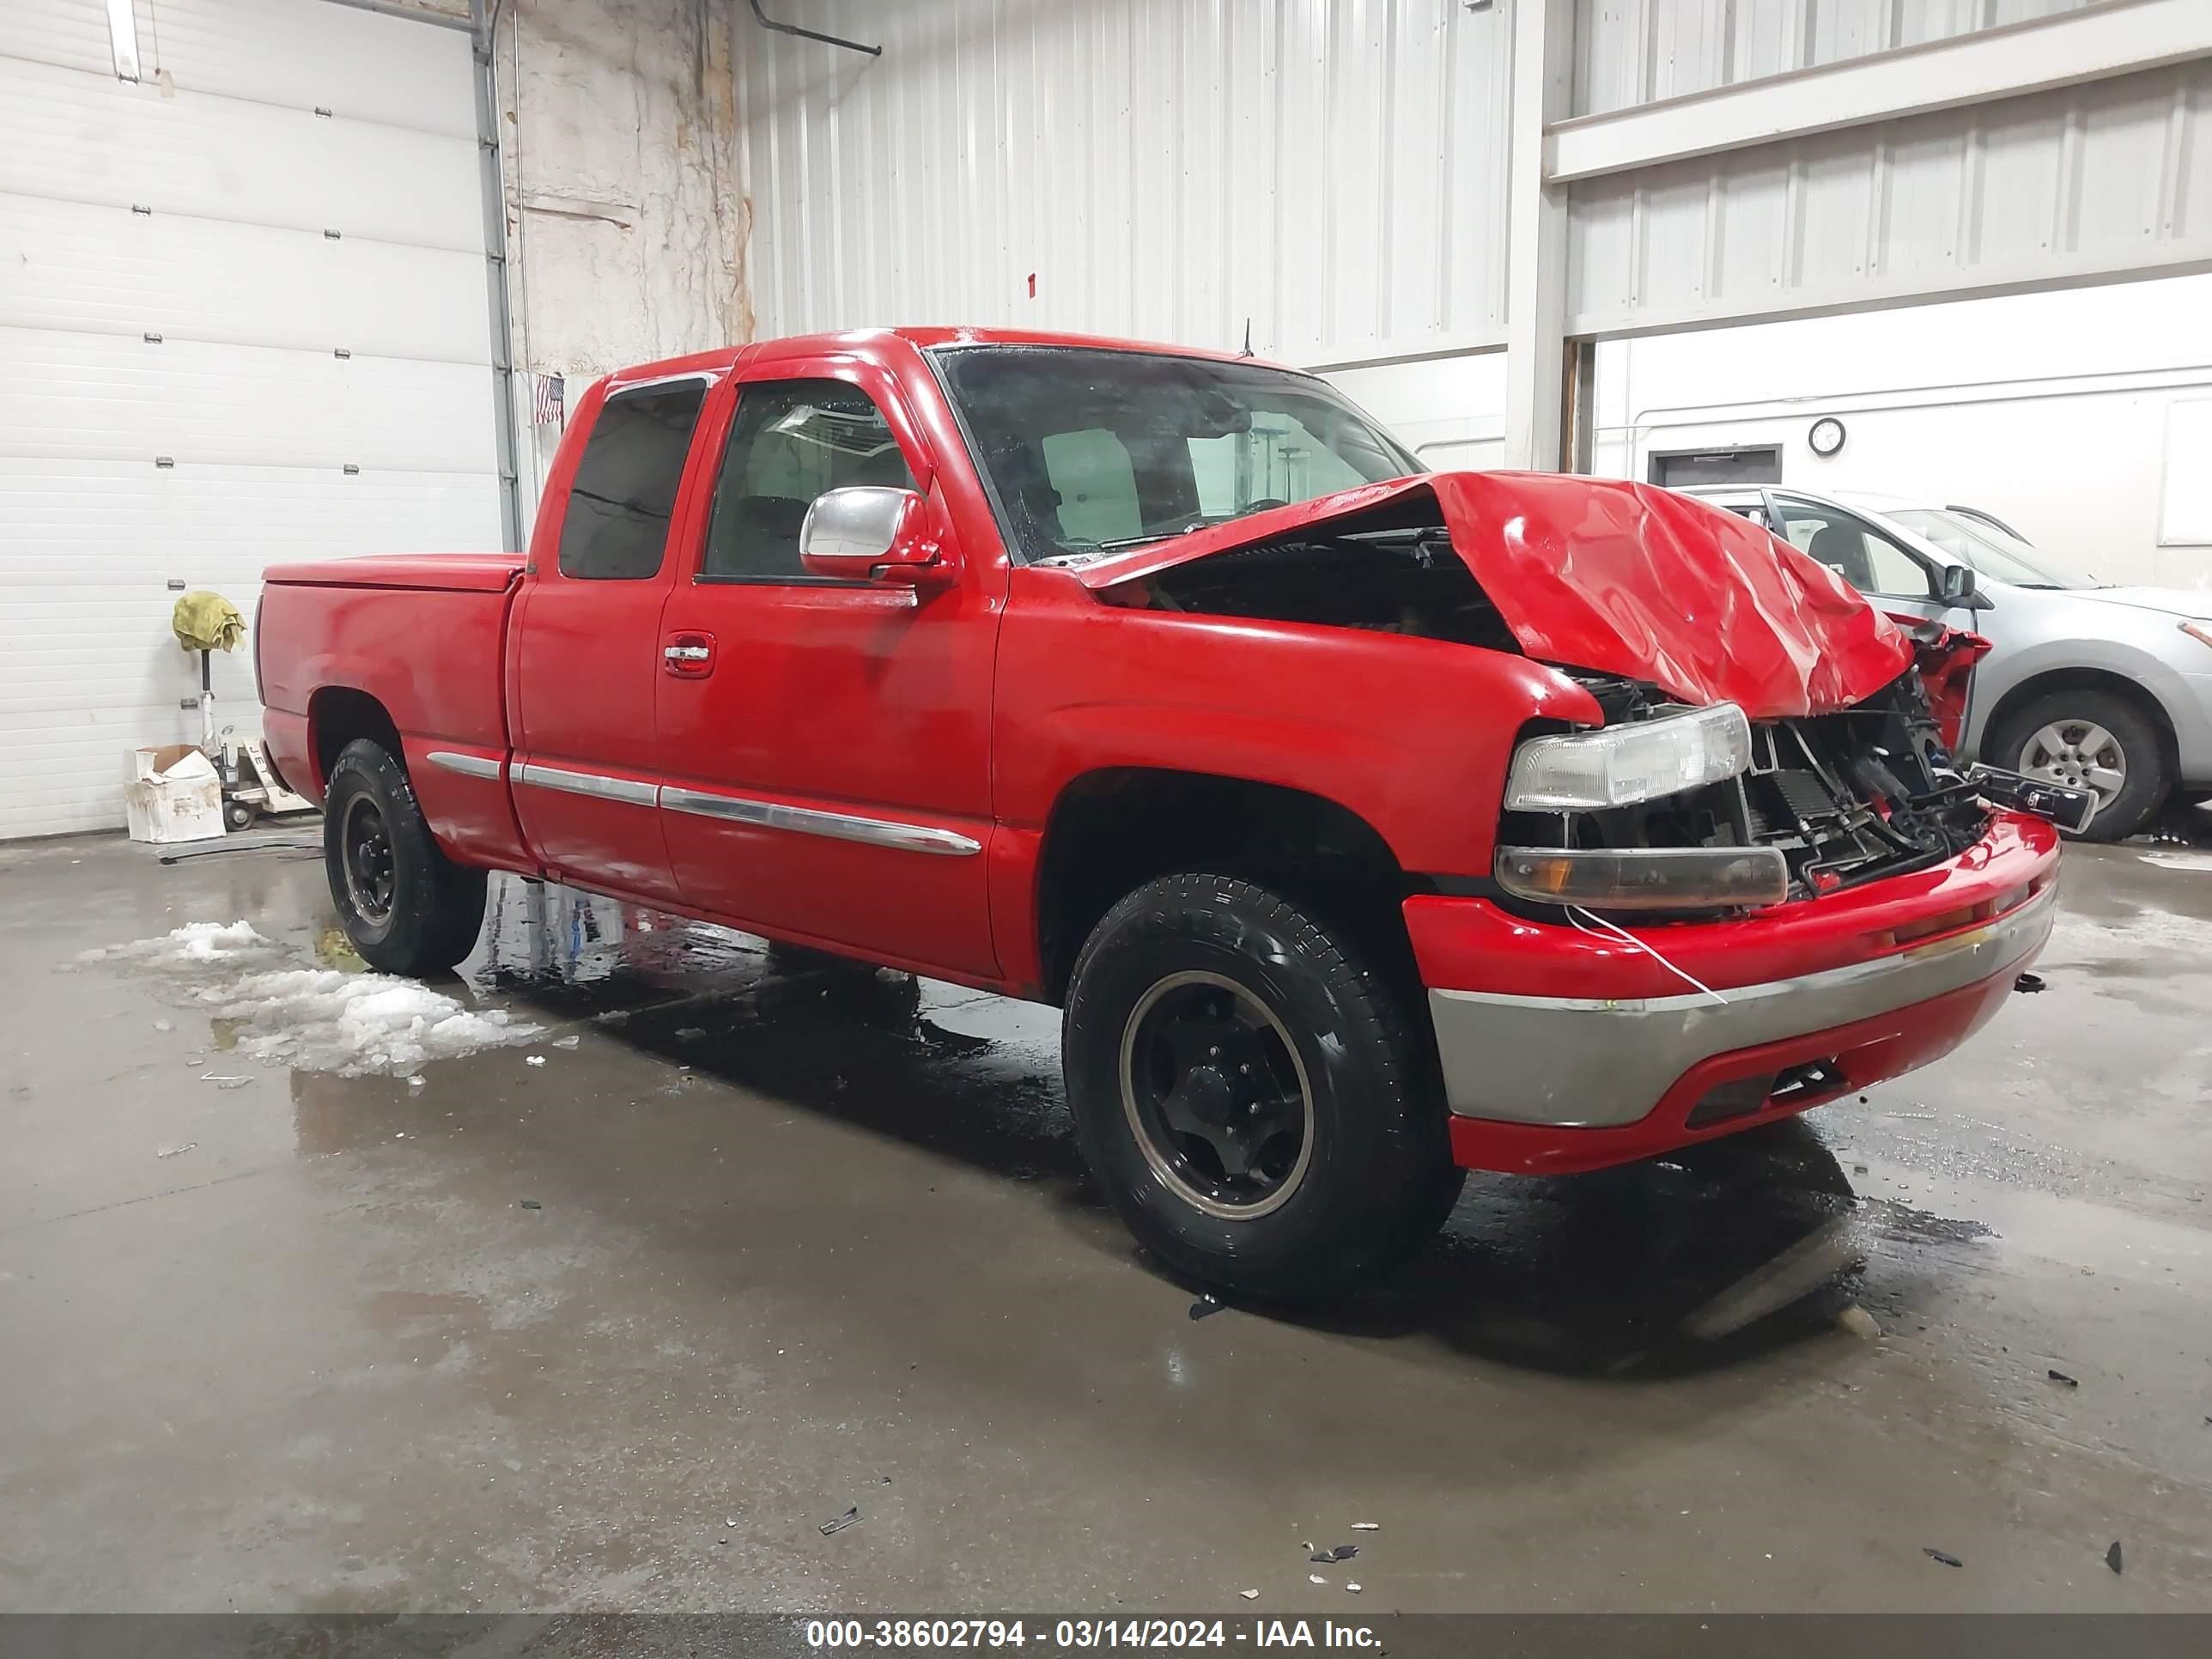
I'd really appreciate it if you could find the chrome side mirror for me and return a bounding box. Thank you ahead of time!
[799,486,946,583]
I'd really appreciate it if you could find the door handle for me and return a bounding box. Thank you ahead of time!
[661,631,716,678]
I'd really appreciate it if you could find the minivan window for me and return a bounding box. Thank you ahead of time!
[557,380,708,580]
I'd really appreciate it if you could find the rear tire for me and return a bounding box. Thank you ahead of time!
[1988,690,2167,842]
[1063,872,1461,1301]
[323,738,488,976]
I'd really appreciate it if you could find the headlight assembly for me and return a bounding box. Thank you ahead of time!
[1504,702,1753,812]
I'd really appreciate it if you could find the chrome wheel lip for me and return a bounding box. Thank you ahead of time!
[341,794,397,925]
[1117,969,1316,1221]
[2017,719,2128,805]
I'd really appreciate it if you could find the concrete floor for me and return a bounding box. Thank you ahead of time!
[3,824,2209,1614]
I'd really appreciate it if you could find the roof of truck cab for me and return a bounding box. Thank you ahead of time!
[605,327,1297,387]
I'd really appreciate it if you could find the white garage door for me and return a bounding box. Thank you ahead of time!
[0,0,501,840]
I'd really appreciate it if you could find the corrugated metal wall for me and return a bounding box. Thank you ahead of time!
[1570,0,2112,117]
[1565,58,2212,337]
[737,0,1515,365]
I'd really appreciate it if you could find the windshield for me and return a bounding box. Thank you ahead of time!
[1883,507,2097,589]
[931,345,1421,563]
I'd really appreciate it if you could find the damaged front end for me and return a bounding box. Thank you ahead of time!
[1495,669,1995,917]
[1078,471,2063,916]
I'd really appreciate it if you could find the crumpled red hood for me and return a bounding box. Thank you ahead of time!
[1078,471,1913,719]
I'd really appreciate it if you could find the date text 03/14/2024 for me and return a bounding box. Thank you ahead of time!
[803,1620,1382,1649]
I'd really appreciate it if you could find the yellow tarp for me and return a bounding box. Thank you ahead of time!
[173,590,245,653]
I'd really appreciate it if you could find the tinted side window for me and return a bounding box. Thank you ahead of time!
[702,379,917,580]
[556,380,708,580]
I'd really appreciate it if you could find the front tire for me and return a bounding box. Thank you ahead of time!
[1063,872,1461,1301]
[1988,690,2167,842]
[323,738,488,976]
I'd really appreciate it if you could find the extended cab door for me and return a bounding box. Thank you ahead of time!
[653,348,1001,976]
[510,369,720,901]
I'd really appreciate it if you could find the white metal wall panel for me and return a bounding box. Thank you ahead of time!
[0,329,495,471]
[1566,59,2212,337]
[738,0,1515,365]
[0,460,500,840]
[2160,398,2212,546]
[5,0,112,74]
[112,0,478,135]
[0,194,489,362]
[0,57,481,252]
[1571,0,2112,117]
[0,1,495,840]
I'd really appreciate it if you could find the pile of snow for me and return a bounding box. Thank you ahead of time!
[79,921,284,969]
[83,920,544,1077]
[212,969,542,1076]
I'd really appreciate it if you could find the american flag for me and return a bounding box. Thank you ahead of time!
[532,373,566,428]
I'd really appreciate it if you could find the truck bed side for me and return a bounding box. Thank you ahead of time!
[258,553,530,872]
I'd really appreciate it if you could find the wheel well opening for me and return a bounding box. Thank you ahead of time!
[309,687,403,793]
[1982,668,2177,775]
[1034,769,1419,1006]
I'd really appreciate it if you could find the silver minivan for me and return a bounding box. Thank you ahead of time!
[1684,485,2212,841]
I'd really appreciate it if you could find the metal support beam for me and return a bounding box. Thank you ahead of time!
[1560,336,1595,476]
[1503,0,1574,472]
[471,0,525,552]
[1548,0,2212,185]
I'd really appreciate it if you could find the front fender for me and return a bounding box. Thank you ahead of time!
[994,573,1603,879]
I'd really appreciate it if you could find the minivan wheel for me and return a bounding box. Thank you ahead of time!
[1063,872,1462,1300]
[1989,690,2166,842]
[322,738,488,975]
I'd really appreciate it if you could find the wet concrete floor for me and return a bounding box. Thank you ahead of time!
[2,826,2209,1612]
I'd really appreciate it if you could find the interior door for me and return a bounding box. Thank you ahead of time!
[653,355,1000,976]
[511,372,717,901]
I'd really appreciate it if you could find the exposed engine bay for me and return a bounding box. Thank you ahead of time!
[1504,670,1992,902]
[1105,502,1523,654]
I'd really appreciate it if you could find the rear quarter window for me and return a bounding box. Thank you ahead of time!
[557,380,708,580]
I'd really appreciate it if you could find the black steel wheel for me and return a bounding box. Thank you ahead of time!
[322,738,487,976]
[340,793,395,923]
[1064,872,1462,1300]
[1120,969,1314,1218]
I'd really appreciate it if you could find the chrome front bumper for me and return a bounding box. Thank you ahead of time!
[1425,884,2058,1129]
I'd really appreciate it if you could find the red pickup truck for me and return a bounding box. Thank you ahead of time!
[259,327,2065,1298]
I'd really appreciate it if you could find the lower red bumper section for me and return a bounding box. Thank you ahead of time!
[1446,959,2026,1176]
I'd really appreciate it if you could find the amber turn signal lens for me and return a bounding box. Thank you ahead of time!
[1495,845,1790,912]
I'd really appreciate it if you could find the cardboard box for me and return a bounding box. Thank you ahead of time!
[125,744,225,844]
